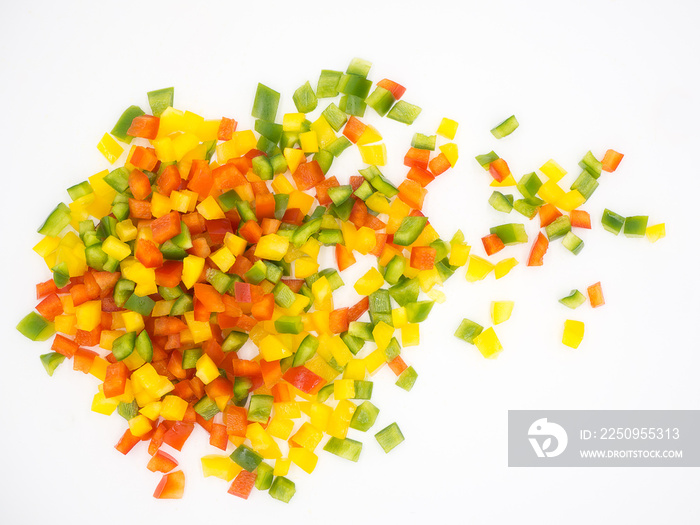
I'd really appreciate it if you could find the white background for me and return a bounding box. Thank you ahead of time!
[1,0,699,523]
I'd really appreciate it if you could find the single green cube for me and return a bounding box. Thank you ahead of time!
[375,422,405,453]
[489,223,528,245]
[545,216,572,241]
[454,318,484,344]
[623,216,649,237]
[601,209,625,235]
[349,401,380,432]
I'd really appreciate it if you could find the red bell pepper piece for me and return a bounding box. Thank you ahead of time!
[239,220,262,244]
[154,261,183,288]
[128,198,153,220]
[129,146,158,172]
[217,117,237,141]
[348,296,369,322]
[527,232,549,267]
[224,405,248,438]
[410,246,437,270]
[156,165,182,197]
[587,282,605,308]
[570,209,591,229]
[487,157,510,182]
[377,78,406,99]
[103,361,129,398]
[182,211,206,235]
[194,283,226,313]
[282,366,326,394]
[539,203,562,228]
[398,179,427,210]
[162,422,194,452]
[342,116,367,143]
[406,166,435,187]
[291,160,325,191]
[251,293,274,321]
[335,243,356,272]
[329,307,349,334]
[36,293,63,322]
[36,278,58,300]
[403,147,430,170]
[209,423,229,451]
[601,149,624,172]
[115,428,141,455]
[135,238,164,269]
[150,211,181,244]
[51,334,79,358]
[73,348,97,374]
[187,159,213,198]
[228,470,256,500]
[147,450,179,473]
[127,116,160,141]
[153,470,185,499]
[129,169,153,201]
[314,176,340,206]
[429,152,452,176]
[481,233,505,256]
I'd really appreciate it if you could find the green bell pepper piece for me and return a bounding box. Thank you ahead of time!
[561,231,584,254]
[544,216,572,241]
[40,352,66,376]
[291,334,319,367]
[222,331,248,353]
[103,167,130,193]
[270,154,288,175]
[135,329,153,362]
[489,191,514,213]
[321,103,347,132]
[329,198,354,222]
[405,301,434,323]
[340,332,364,355]
[230,445,263,472]
[559,289,586,309]
[396,366,418,391]
[579,150,602,179]
[52,262,70,288]
[490,223,528,245]
[254,463,274,492]
[170,294,194,315]
[248,394,274,423]
[67,181,93,201]
[346,57,372,77]
[339,94,366,117]
[389,277,420,306]
[316,69,342,98]
[17,312,54,341]
[393,216,428,246]
[111,105,144,143]
[113,279,136,308]
[338,74,372,98]
[350,401,380,432]
[182,347,203,370]
[623,216,649,237]
[513,198,541,219]
[157,285,182,301]
[123,293,155,316]
[37,203,71,237]
[326,136,352,157]
[254,120,283,142]
[291,217,322,247]
[117,400,139,421]
[375,422,405,453]
[327,185,353,207]
[317,229,344,245]
[517,172,543,200]
[244,260,268,285]
[387,100,422,125]
[353,180,375,201]
[571,171,599,200]
[601,208,626,235]
[112,331,137,361]
[490,115,519,139]
[454,318,484,344]
[411,133,436,151]
[292,81,318,113]
[348,321,374,341]
[365,86,395,117]
[323,437,362,462]
[147,87,174,118]
[217,189,241,212]
[475,151,499,169]
[384,255,407,285]
[275,316,303,334]
[269,476,296,504]
[251,83,280,122]
[194,395,220,420]
[313,149,334,174]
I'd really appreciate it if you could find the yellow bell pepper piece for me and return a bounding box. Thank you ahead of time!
[182,255,205,289]
[538,180,566,204]
[273,402,301,419]
[308,403,333,433]
[267,416,295,441]
[311,276,333,312]
[288,190,315,215]
[89,357,109,381]
[372,321,394,352]
[208,246,236,273]
[139,401,162,421]
[365,192,391,214]
[363,348,387,375]
[102,235,132,261]
[259,334,292,361]
[465,255,494,282]
[418,268,441,293]
[327,400,356,439]
[169,190,194,213]
[284,148,306,175]
[449,243,470,267]
[121,311,145,333]
[391,307,408,329]
[291,422,324,451]
[473,327,503,358]
[299,130,319,153]
[439,142,458,167]
[354,267,384,296]
[128,414,153,437]
[274,458,291,476]
[283,113,306,132]
[358,143,387,166]
[54,314,77,336]
[196,195,225,220]
[305,354,340,383]
[334,379,356,400]
[292,256,318,279]
[341,221,358,251]
[354,226,377,255]
[271,174,295,195]
[329,336,353,367]
[539,159,567,182]
[75,300,102,331]
[289,447,318,474]
[562,320,585,349]
[494,257,518,279]
[91,388,119,416]
[195,353,220,385]
[184,311,212,344]
[356,124,382,145]
[491,301,514,325]
[115,219,138,242]
[646,223,666,243]
[223,233,248,257]
[342,359,366,380]
[201,455,242,482]
[555,190,586,212]
[246,423,282,459]
[254,234,290,261]
[34,235,61,258]
[401,323,420,347]
[160,395,188,421]
[96,133,124,164]
[489,174,517,187]
[437,117,458,140]
[310,116,336,148]
[300,238,321,259]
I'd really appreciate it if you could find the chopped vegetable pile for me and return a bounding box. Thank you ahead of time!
[18,58,467,503]
[18,58,665,504]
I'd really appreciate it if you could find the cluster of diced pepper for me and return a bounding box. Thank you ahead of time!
[17,58,467,503]
[453,117,664,353]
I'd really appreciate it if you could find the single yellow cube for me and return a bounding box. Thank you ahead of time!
[491,301,514,325]
[255,234,290,261]
[391,307,408,329]
[128,414,153,437]
[539,159,567,182]
[358,143,387,166]
[121,311,145,333]
[354,267,384,296]
[363,348,387,375]
[342,359,366,380]
[223,233,248,257]
[97,133,124,164]
[326,400,357,439]
[160,395,188,421]
[473,327,503,358]
[102,235,132,261]
[439,143,458,167]
[182,255,205,289]
[299,131,319,153]
[283,113,306,132]
[562,320,585,349]
[259,335,292,361]
[289,447,318,474]
[271,174,295,195]
[91,390,119,416]
[267,417,295,441]
[196,195,225,220]
[201,455,242,482]
[465,255,494,283]
[333,379,356,400]
[274,458,291,476]
[89,357,109,381]
[646,223,666,243]
[494,257,518,279]
[311,276,333,312]
[75,300,102,331]
[291,422,324,451]
[115,219,138,242]
[401,323,420,347]
[365,192,391,214]
[448,243,470,267]
[209,246,236,272]
[437,117,459,140]
[139,401,162,421]
[372,321,394,352]
[195,353,220,385]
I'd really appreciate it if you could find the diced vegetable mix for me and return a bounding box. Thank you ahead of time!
[18,58,470,504]
[18,58,665,503]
